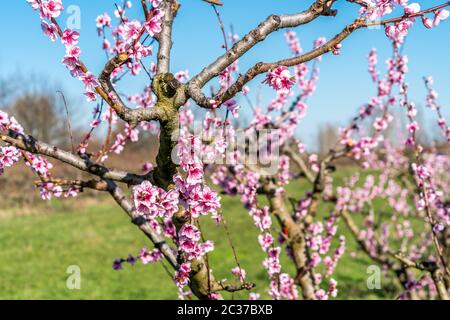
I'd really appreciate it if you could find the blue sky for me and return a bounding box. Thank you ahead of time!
[0,0,449,145]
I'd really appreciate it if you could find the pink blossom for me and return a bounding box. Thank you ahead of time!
[434,10,450,26]
[231,267,246,282]
[186,163,204,185]
[80,72,98,91]
[412,163,430,180]
[315,289,329,300]
[39,0,64,19]
[368,48,379,82]
[142,162,154,172]
[84,91,97,102]
[175,70,190,82]
[249,293,260,300]
[179,224,201,242]
[102,38,110,50]
[178,223,213,261]
[328,278,338,297]
[373,117,388,131]
[189,186,221,218]
[422,16,434,29]
[0,146,21,168]
[224,99,240,118]
[62,45,81,70]
[407,121,419,133]
[332,43,342,55]
[26,0,40,10]
[262,66,294,92]
[145,13,163,37]
[284,31,302,55]
[175,263,191,288]
[41,21,58,42]
[96,13,112,28]
[151,0,162,8]
[405,3,421,15]
[0,111,9,129]
[23,154,53,178]
[133,181,179,218]
[61,29,80,46]
[258,233,273,251]
[139,248,163,264]
[124,21,142,41]
[278,155,290,186]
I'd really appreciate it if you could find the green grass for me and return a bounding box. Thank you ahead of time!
[0,177,401,300]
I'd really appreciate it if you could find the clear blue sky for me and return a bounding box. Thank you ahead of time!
[1,0,449,146]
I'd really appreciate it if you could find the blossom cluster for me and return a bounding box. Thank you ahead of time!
[423,77,450,143]
[0,110,24,175]
[383,3,449,44]
[95,1,163,76]
[27,0,100,103]
[0,146,21,176]
[262,66,295,93]
[133,181,179,220]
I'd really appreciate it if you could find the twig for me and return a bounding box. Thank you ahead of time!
[141,0,150,20]
[202,0,223,6]
[56,90,75,153]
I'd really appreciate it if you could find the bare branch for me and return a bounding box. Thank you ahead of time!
[141,0,150,20]
[262,181,316,300]
[35,178,109,191]
[283,145,315,183]
[211,281,255,293]
[202,0,223,6]
[1,133,148,185]
[346,0,369,8]
[157,0,176,74]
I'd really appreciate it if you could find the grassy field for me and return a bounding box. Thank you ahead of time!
[0,178,400,300]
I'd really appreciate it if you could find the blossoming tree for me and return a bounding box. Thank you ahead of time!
[1,0,449,299]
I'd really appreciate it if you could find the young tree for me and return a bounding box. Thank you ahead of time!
[1,0,449,299]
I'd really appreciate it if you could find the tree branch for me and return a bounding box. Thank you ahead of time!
[99,53,164,125]
[188,16,362,108]
[202,0,223,6]
[106,180,178,269]
[157,0,176,74]
[283,145,315,183]
[346,0,369,8]
[141,0,150,20]
[262,181,316,300]
[187,1,450,109]
[35,178,109,191]
[391,252,449,300]
[186,0,336,101]
[1,133,148,185]
[47,16,158,125]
